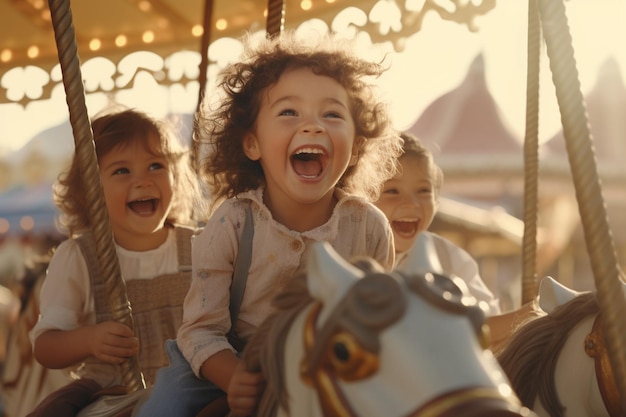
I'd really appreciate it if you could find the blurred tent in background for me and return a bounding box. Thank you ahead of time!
[0,183,58,236]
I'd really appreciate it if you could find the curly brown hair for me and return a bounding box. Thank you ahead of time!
[399,132,443,194]
[54,107,202,236]
[195,32,401,209]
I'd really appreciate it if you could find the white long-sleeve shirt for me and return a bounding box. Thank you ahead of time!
[395,231,501,316]
[177,187,394,376]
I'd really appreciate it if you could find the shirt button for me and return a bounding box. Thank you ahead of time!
[291,240,302,251]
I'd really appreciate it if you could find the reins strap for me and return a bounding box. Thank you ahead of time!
[585,314,622,417]
[228,203,254,336]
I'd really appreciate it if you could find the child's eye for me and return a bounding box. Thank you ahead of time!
[112,167,129,175]
[279,108,297,116]
[149,162,166,171]
[323,111,343,119]
[382,187,399,195]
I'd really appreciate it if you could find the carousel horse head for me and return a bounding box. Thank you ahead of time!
[497,276,626,417]
[243,235,533,417]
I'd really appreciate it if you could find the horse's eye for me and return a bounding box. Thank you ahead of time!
[328,332,379,381]
[333,341,350,362]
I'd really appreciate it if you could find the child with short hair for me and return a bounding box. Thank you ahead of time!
[27,108,202,416]
[135,32,402,417]
[374,132,500,316]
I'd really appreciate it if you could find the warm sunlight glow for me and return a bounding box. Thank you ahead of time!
[192,24,204,37]
[138,0,152,12]
[26,46,39,59]
[115,35,128,47]
[300,0,313,11]
[216,19,228,31]
[89,38,102,51]
[142,31,155,43]
[157,17,169,29]
[0,49,12,63]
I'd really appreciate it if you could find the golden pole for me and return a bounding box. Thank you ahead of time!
[47,0,145,392]
[538,0,626,410]
[520,0,540,304]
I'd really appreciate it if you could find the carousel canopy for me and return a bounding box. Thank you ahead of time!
[0,0,495,105]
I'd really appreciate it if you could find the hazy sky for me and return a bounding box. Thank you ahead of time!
[1,0,624,152]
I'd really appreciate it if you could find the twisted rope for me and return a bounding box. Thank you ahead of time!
[538,0,626,409]
[192,0,215,174]
[47,0,145,392]
[521,0,541,304]
[266,0,285,38]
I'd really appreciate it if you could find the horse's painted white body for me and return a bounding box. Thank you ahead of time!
[531,315,606,417]
[276,235,527,417]
[532,277,611,417]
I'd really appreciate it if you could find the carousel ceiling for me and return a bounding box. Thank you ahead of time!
[0,0,496,105]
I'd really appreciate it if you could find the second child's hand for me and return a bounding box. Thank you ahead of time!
[227,361,265,417]
[88,321,139,364]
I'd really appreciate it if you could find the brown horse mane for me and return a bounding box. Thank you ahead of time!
[241,270,311,417]
[241,258,383,417]
[496,292,599,417]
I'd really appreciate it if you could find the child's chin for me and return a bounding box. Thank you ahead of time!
[395,243,415,255]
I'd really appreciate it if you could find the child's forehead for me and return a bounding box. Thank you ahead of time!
[264,67,350,103]
[396,154,434,177]
[100,131,166,158]
[274,66,344,88]
[400,153,431,168]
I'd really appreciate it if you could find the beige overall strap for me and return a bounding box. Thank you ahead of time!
[76,232,112,324]
[226,202,254,351]
[174,226,195,272]
[229,203,254,323]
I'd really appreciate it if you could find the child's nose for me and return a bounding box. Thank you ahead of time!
[403,195,422,207]
[133,173,152,187]
[299,121,324,135]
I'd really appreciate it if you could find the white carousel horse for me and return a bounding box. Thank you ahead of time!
[497,276,622,417]
[242,236,534,417]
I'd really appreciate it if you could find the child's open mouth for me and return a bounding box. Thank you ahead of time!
[291,147,328,179]
[392,219,419,238]
[127,198,158,215]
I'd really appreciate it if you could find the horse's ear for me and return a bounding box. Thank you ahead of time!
[306,242,364,303]
[397,233,443,276]
[538,276,584,313]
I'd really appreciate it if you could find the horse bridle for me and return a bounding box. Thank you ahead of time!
[298,271,524,417]
[585,314,622,417]
[299,273,405,417]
